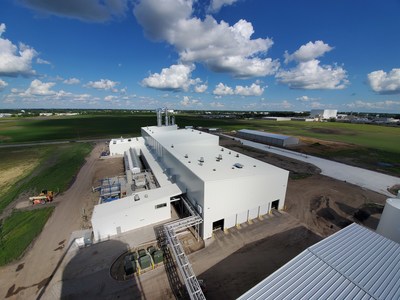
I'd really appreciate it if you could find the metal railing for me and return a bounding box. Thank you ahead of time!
[163,196,206,300]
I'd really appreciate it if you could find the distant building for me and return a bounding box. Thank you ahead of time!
[237,129,299,147]
[310,109,338,120]
[262,117,292,121]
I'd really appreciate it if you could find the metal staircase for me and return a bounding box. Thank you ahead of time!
[163,196,206,300]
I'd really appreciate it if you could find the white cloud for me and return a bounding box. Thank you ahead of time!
[104,95,118,101]
[346,100,400,110]
[63,77,80,85]
[210,101,224,108]
[0,79,8,91]
[310,101,324,108]
[85,79,119,92]
[368,68,400,94]
[17,0,129,22]
[180,95,201,107]
[213,82,234,95]
[134,0,278,78]
[284,40,333,64]
[234,83,264,96]
[277,59,348,90]
[36,58,51,65]
[0,23,37,77]
[194,84,208,93]
[296,95,319,102]
[208,0,239,13]
[142,64,200,91]
[213,82,264,96]
[23,79,56,96]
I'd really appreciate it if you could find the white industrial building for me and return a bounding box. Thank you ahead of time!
[92,120,289,241]
[310,109,338,120]
[237,129,299,147]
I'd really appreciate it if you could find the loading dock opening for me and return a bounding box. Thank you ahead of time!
[271,200,279,210]
[213,219,224,231]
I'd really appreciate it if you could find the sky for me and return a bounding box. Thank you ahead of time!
[1,0,400,112]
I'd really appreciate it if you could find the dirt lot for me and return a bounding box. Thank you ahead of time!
[220,136,387,237]
[0,144,124,300]
[0,136,391,300]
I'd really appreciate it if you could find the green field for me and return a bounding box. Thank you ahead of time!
[0,208,54,266]
[0,114,155,143]
[1,113,399,175]
[0,143,93,215]
[1,114,399,153]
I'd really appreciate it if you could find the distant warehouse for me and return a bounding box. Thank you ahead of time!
[237,129,299,147]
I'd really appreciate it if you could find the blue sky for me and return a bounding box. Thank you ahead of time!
[1,0,400,112]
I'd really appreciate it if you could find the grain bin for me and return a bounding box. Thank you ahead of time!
[376,197,400,243]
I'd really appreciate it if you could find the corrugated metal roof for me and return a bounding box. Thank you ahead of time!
[239,223,400,300]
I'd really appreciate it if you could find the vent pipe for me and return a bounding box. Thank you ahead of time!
[156,109,162,127]
[165,108,169,126]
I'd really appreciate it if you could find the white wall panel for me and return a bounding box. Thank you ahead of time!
[248,207,258,220]
[224,214,236,229]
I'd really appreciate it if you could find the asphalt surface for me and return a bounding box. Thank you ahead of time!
[224,135,400,197]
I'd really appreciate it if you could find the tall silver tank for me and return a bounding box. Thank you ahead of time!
[376,197,400,244]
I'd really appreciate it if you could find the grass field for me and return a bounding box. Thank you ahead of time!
[0,208,54,266]
[0,114,155,143]
[0,113,399,175]
[0,143,93,215]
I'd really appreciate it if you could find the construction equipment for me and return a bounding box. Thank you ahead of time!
[29,190,54,205]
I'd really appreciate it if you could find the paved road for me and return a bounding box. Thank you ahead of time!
[224,135,400,197]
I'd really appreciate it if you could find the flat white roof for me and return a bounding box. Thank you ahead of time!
[144,127,288,181]
[239,223,400,300]
[238,129,294,141]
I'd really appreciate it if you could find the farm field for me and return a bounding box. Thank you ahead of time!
[0,143,92,266]
[1,114,399,175]
[0,143,93,216]
[0,208,54,266]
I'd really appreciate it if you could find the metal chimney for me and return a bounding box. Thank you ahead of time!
[165,108,169,126]
[156,109,162,127]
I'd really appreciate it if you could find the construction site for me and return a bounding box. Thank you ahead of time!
[2,109,399,300]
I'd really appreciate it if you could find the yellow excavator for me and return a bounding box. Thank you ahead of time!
[29,190,54,205]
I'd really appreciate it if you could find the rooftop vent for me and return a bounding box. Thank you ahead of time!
[134,194,140,201]
[184,154,188,158]
[213,169,216,171]
[171,144,174,148]
[229,151,231,154]
[234,163,243,169]
[221,148,224,151]
[199,157,204,163]
[236,154,239,158]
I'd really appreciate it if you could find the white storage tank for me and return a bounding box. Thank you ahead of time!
[376,197,400,244]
